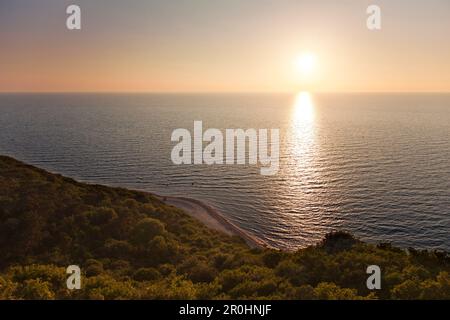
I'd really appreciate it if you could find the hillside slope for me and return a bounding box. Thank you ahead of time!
[0,155,449,299]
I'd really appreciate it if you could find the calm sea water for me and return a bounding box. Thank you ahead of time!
[1,93,449,251]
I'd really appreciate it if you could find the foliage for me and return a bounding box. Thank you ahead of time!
[0,156,449,300]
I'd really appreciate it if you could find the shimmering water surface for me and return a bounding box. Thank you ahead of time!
[1,93,449,250]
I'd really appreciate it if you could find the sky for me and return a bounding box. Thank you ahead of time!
[1,0,450,93]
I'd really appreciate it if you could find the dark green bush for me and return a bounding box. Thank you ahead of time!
[0,155,448,300]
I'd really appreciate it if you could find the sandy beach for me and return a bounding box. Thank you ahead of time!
[159,195,266,249]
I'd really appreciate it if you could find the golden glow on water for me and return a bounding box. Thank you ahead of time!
[287,91,317,176]
[268,90,322,245]
[289,91,318,177]
[293,91,315,124]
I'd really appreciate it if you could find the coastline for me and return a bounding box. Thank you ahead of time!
[1,153,266,249]
[2,154,450,300]
[156,194,267,249]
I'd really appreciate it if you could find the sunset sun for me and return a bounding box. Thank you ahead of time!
[294,53,317,76]
[1,0,450,304]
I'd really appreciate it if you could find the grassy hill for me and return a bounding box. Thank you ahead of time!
[0,155,449,299]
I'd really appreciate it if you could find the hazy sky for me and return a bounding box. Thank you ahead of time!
[1,0,450,92]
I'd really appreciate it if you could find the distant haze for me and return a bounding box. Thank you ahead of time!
[1,0,450,92]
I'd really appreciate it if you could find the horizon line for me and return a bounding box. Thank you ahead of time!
[1,90,450,95]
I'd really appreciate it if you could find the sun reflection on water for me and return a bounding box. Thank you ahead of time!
[293,91,315,124]
[291,91,316,159]
[287,91,319,201]
[267,91,324,246]
[279,91,319,182]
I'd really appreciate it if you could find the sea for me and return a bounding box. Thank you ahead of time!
[1,92,449,251]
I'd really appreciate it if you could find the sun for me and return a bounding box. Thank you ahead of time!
[294,53,317,76]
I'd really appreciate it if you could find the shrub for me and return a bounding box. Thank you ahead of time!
[158,264,175,276]
[218,269,246,292]
[20,279,55,300]
[0,276,17,299]
[104,239,133,258]
[314,282,361,300]
[131,218,166,246]
[86,208,118,225]
[262,250,283,268]
[133,268,160,281]
[275,260,303,284]
[85,260,104,277]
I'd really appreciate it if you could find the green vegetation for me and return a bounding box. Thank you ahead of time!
[0,155,449,300]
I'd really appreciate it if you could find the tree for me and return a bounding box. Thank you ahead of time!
[131,218,166,246]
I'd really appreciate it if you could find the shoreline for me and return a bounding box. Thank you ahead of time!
[0,153,266,249]
[2,154,448,255]
[155,194,267,249]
